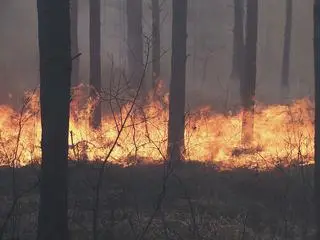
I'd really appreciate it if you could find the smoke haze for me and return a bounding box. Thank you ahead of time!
[0,0,314,111]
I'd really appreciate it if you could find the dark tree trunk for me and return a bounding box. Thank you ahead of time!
[167,0,188,164]
[36,0,71,239]
[90,0,102,129]
[71,0,80,86]
[314,1,320,238]
[152,0,160,89]
[231,0,245,81]
[281,0,293,97]
[241,0,258,144]
[126,0,144,90]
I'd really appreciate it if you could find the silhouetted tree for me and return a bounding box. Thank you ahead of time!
[71,0,80,86]
[36,0,71,239]
[241,0,258,144]
[90,0,102,128]
[314,0,320,238]
[152,0,160,89]
[281,0,293,97]
[231,0,245,81]
[126,0,144,90]
[167,0,188,164]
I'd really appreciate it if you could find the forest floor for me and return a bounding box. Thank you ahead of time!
[0,161,316,240]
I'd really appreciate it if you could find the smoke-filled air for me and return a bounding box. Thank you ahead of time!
[1,0,320,239]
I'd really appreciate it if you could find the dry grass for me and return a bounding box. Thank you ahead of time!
[0,161,315,240]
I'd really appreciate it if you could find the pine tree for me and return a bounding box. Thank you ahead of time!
[281,0,293,98]
[314,0,320,238]
[126,0,144,90]
[89,0,102,128]
[36,0,71,238]
[71,0,80,86]
[152,0,161,89]
[167,0,188,164]
[241,0,258,144]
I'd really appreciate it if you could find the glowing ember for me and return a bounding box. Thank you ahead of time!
[0,86,314,170]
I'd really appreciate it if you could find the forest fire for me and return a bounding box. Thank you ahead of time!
[3,0,320,238]
[0,86,314,170]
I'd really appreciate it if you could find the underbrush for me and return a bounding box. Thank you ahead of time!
[0,161,315,239]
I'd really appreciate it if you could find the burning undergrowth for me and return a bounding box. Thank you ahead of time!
[0,84,314,170]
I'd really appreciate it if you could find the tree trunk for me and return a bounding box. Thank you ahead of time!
[71,0,80,86]
[36,0,71,239]
[314,1,320,238]
[241,0,258,144]
[126,0,144,90]
[152,0,160,89]
[281,0,293,97]
[167,0,188,164]
[90,0,102,129]
[231,0,245,81]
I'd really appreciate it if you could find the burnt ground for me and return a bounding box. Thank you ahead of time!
[0,161,315,240]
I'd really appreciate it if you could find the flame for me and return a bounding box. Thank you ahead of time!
[0,85,314,170]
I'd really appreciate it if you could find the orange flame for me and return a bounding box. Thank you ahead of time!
[0,85,314,170]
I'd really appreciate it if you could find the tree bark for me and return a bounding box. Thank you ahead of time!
[241,0,258,144]
[152,0,161,89]
[314,1,320,239]
[126,0,144,90]
[231,0,245,81]
[90,0,102,129]
[167,0,188,164]
[281,0,293,97]
[36,0,71,239]
[71,0,80,86]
